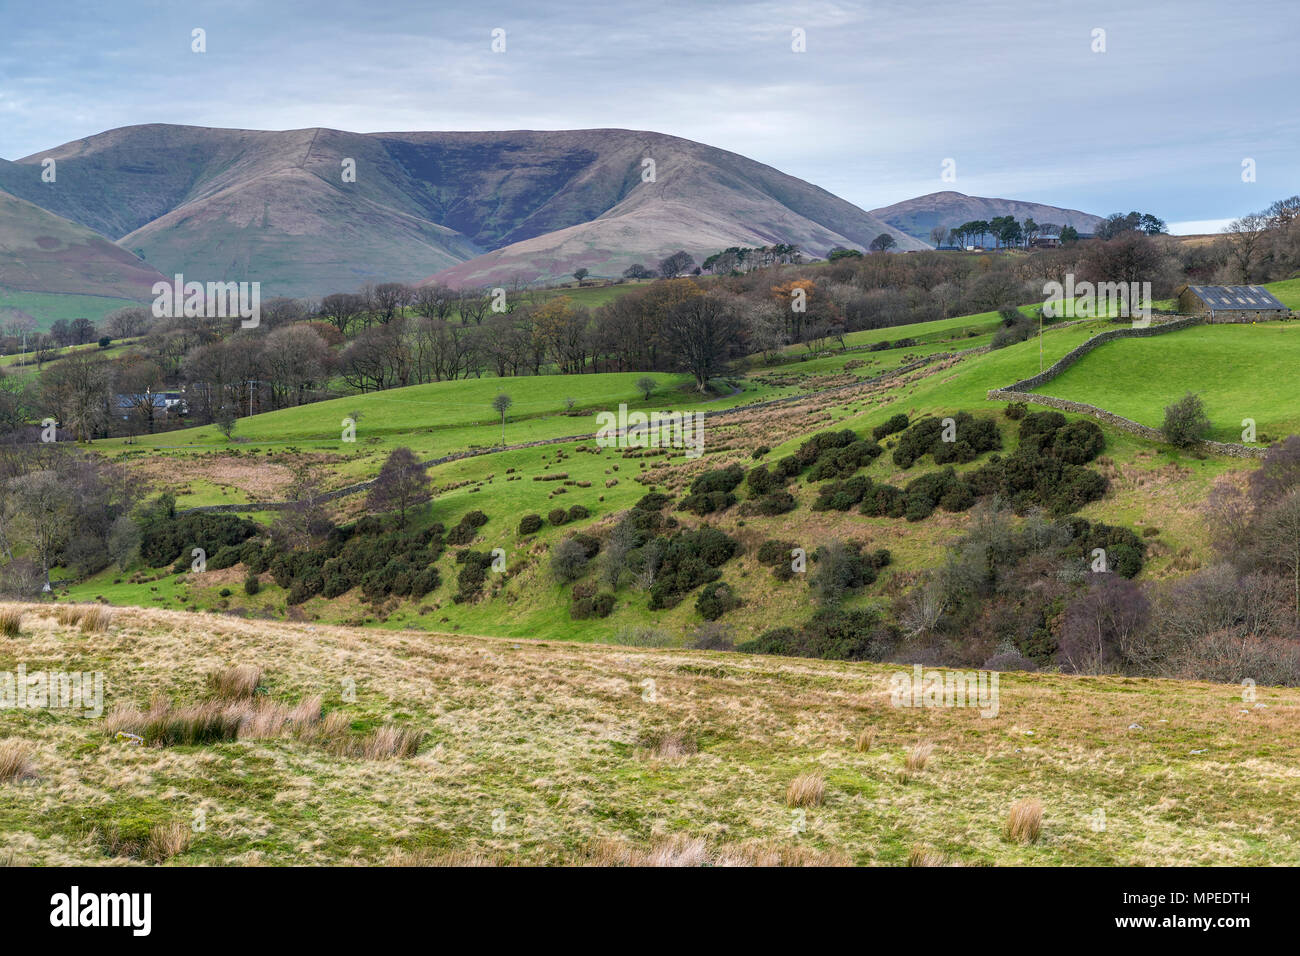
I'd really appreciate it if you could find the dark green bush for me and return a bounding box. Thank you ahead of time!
[518,514,543,535]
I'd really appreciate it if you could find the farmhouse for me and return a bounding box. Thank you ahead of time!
[1176,285,1289,323]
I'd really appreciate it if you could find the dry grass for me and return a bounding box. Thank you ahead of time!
[146,822,192,862]
[0,739,36,784]
[907,845,949,867]
[207,664,263,700]
[905,742,934,772]
[585,835,847,867]
[639,731,698,761]
[355,724,425,760]
[0,607,21,637]
[1004,798,1044,845]
[855,728,874,752]
[93,820,192,862]
[2,603,1300,865]
[104,696,322,747]
[785,772,826,808]
[55,604,112,632]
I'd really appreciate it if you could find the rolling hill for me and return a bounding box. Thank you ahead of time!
[0,188,164,323]
[872,191,1103,244]
[2,125,926,297]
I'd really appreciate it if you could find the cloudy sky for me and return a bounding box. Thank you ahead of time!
[1,0,1295,232]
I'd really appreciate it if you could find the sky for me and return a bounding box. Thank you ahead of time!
[1,0,1296,233]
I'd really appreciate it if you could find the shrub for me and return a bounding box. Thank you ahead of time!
[677,491,737,515]
[690,464,745,496]
[571,591,616,620]
[756,539,797,566]
[811,476,872,512]
[690,622,734,650]
[737,607,898,661]
[518,514,543,535]
[805,439,883,481]
[1163,392,1212,447]
[747,465,779,496]
[551,537,592,583]
[548,508,569,526]
[647,528,740,610]
[872,413,910,441]
[243,574,261,595]
[1004,402,1028,421]
[695,581,741,620]
[740,492,796,516]
[138,509,259,568]
[1051,420,1106,464]
[633,492,673,512]
[567,504,590,522]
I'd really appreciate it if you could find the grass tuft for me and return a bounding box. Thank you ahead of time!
[785,772,825,808]
[0,607,22,637]
[0,739,37,784]
[1004,798,1044,844]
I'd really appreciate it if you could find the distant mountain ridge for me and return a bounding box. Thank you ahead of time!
[0,125,927,296]
[870,191,1102,244]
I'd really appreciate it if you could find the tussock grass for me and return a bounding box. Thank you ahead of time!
[56,604,112,632]
[0,739,37,784]
[639,731,698,760]
[907,845,950,867]
[93,820,191,862]
[785,772,825,808]
[0,607,21,637]
[855,729,874,752]
[207,664,263,700]
[905,742,934,772]
[1005,798,1044,844]
[105,696,322,747]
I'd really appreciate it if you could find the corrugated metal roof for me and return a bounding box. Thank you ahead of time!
[1187,285,1287,310]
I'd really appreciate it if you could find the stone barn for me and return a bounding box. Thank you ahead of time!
[1176,285,1289,322]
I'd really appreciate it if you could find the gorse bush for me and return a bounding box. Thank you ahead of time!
[518,513,543,535]
[892,413,1001,469]
[695,581,741,621]
[647,528,740,610]
[872,413,910,441]
[738,607,899,661]
[268,520,445,604]
[138,496,259,568]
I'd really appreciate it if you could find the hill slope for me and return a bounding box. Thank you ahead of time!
[872,191,1103,244]
[2,125,924,296]
[0,188,164,304]
[1,602,1295,866]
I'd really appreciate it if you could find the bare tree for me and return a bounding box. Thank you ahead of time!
[1223,214,1270,282]
[367,447,431,526]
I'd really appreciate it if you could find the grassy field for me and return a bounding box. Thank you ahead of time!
[0,288,142,330]
[1036,321,1300,441]
[1,603,1295,866]
[62,318,1243,641]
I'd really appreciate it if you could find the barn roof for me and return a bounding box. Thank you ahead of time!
[1186,285,1287,310]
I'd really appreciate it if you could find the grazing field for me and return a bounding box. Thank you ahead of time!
[0,603,1295,866]
[0,288,143,329]
[1036,322,1300,441]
